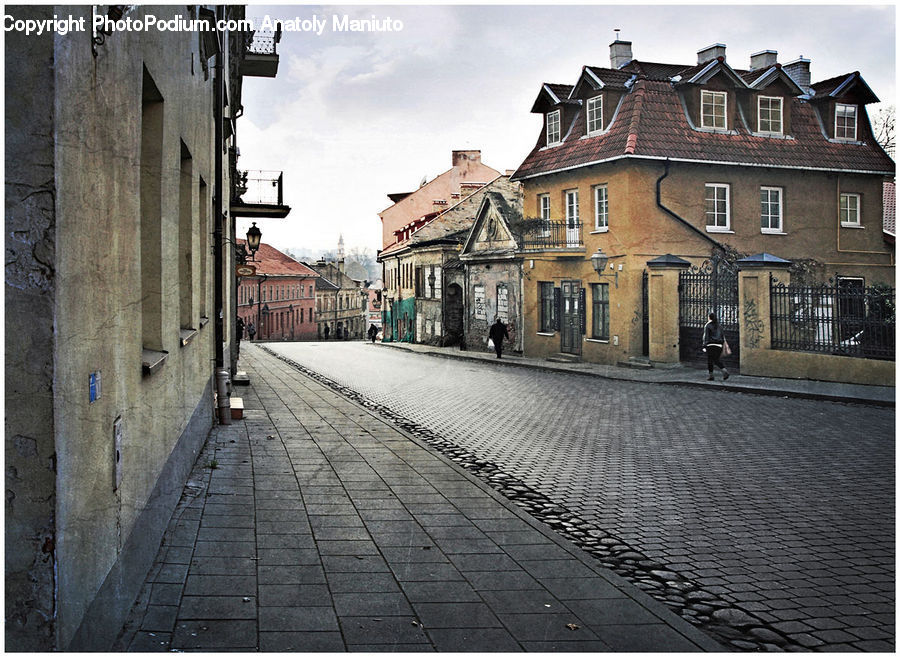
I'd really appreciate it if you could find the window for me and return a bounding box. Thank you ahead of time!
[546,109,561,146]
[835,103,857,140]
[591,283,609,340]
[705,183,730,231]
[539,193,551,236]
[593,184,608,230]
[840,193,860,226]
[701,90,727,129]
[565,189,579,224]
[758,96,783,134]
[539,282,556,332]
[760,186,783,233]
[586,96,603,135]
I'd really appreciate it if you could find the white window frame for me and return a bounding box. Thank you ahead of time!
[586,95,603,135]
[565,189,579,225]
[758,96,783,135]
[593,184,608,231]
[835,103,858,141]
[705,183,731,232]
[760,186,784,233]
[538,193,551,236]
[701,90,727,130]
[840,192,861,227]
[546,109,561,146]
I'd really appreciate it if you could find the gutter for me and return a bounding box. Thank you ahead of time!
[213,6,225,369]
[656,159,722,249]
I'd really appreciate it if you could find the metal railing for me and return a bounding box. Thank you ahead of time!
[770,281,895,360]
[235,170,284,206]
[246,28,278,56]
[520,221,583,250]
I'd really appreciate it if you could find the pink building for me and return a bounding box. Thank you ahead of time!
[237,241,320,341]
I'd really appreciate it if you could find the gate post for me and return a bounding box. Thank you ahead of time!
[736,253,791,370]
[646,254,691,364]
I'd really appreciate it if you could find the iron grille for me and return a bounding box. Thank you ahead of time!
[771,280,895,360]
[520,221,583,250]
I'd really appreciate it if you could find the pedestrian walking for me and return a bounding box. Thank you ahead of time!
[247,321,256,341]
[702,312,730,381]
[367,324,378,343]
[488,317,510,359]
[324,325,330,340]
[236,316,245,356]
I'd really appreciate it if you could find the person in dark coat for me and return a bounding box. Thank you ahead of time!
[368,324,378,343]
[701,312,730,381]
[247,321,256,341]
[488,317,510,359]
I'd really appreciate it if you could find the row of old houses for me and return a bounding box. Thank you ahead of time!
[235,241,369,341]
[6,6,290,650]
[377,40,895,383]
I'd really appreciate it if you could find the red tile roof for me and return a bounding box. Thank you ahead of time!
[237,240,320,277]
[513,62,895,180]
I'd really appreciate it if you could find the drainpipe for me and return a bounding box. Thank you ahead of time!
[656,159,723,250]
[212,6,230,424]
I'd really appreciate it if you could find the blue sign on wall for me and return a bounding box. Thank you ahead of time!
[89,371,101,403]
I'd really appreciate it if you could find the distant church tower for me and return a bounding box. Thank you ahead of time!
[337,233,345,260]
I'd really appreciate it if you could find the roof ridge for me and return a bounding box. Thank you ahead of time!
[624,84,645,155]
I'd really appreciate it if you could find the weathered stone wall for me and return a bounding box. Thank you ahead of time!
[5,6,58,649]
[465,262,522,352]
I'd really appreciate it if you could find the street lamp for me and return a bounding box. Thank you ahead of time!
[246,222,262,260]
[591,248,619,288]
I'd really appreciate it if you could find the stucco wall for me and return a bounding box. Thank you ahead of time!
[7,6,219,649]
[5,7,58,649]
[465,262,522,352]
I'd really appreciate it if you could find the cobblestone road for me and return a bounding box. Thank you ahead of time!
[264,342,894,651]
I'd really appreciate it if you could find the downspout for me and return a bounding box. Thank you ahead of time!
[656,158,723,251]
[212,7,231,424]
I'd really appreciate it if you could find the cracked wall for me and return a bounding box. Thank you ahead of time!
[5,6,58,650]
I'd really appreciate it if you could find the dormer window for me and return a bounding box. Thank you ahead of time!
[586,95,603,135]
[701,90,727,129]
[758,96,783,134]
[835,103,857,140]
[546,110,561,146]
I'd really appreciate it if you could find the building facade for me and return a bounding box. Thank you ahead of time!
[237,242,319,341]
[5,5,287,650]
[510,40,895,366]
[309,261,368,339]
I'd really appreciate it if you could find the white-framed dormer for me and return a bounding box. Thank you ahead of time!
[586,95,603,136]
[835,103,858,141]
[546,109,562,146]
[758,95,783,135]
[701,90,727,130]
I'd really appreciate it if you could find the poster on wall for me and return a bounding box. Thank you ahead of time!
[497,285,509,321]
[474,285,486,320]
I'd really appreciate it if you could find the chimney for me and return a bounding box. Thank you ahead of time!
[750,49,777,71]
[339,258,345,273]
[697,43,726,65]
[784,56,811,92]
[452,150,481,168]
[609,39,633,69]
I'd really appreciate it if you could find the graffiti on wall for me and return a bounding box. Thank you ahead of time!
[743,296,764,348]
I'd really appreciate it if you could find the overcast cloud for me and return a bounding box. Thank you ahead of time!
[235,4,895,259]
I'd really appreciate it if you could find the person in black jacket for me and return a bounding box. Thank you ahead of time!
[488,317,510,359]
[701,312,730,381]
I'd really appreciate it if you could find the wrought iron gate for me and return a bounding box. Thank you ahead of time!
[679,258,740,368]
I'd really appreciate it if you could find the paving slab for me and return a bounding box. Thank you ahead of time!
[116,344,721,651]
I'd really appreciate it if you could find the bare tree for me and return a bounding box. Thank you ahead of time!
[872,105,895,159]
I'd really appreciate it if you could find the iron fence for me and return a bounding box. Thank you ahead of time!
[770,280,895,360]
[520,221,583,250]
[246,29,278,56]
[235,170,284,205]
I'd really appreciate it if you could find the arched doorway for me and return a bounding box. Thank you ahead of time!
[444,283,463,346]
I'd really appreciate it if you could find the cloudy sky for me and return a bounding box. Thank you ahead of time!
[235,3,895,258]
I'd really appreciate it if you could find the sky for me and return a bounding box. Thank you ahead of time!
[234,3,896,258]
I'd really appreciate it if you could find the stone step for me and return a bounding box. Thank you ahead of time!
[617,357,653,369]
[233,371,250,386]
[546,353,581,363]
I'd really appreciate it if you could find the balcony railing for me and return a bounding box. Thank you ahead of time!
[519,221,583,250]
[247,29,278,56]
[240,26,280,77]
[231,170,290,218]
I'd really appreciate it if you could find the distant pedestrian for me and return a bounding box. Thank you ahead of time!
[247,321,256,341]
[324,325,330,340]
[488,317,510,359]
[702,312,730,381]
[237,316,245,340]
[368,324,378,343]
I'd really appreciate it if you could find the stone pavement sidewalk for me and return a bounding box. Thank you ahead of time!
[379,341,894,407]
[115,345,720,652]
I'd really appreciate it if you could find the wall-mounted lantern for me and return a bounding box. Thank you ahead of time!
[246,222,262,260]
[591,248,619,288]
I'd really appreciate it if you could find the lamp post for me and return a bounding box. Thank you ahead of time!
[591,248,619,288]
[246,222,262,261]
